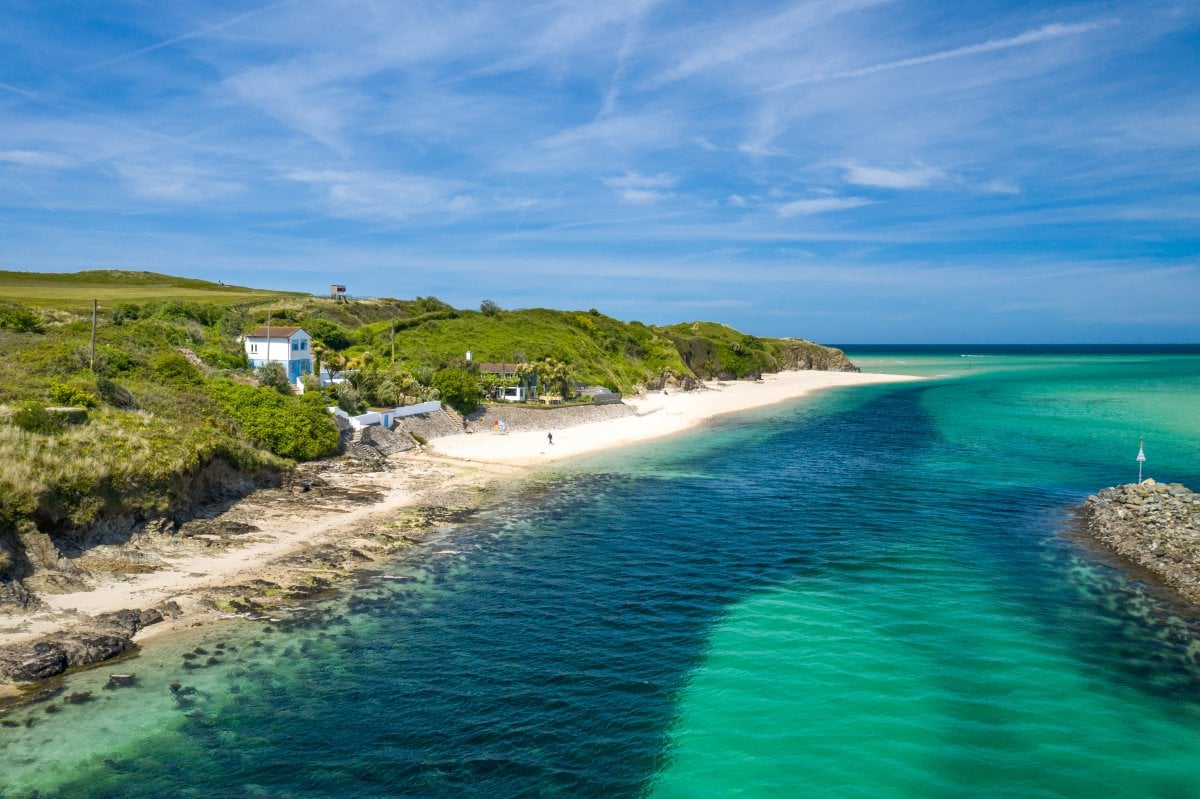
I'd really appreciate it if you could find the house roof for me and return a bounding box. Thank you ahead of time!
[246,326,305,338]
[478,362,522,373]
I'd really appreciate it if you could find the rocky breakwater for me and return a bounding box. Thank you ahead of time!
[1082,479,1200,604]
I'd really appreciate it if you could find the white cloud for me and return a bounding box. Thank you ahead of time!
[652,0,891,86]
[777,197,875,216]
[117,162,243,202]
[603,171,677,204]
[767,20,1110,92]
[0,150,73,169]
[843,163,946,189]
[979,178,1021,195]
[284,168,474,221]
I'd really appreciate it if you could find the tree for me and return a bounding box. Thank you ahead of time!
[432,368,481,415]
[533,356,573,400]
[480,299,501,317]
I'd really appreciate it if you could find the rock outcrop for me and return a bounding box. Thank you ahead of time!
[0,607,165,683]
[1081,479,1200,604]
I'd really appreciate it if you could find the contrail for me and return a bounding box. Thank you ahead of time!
[79,0,303,71]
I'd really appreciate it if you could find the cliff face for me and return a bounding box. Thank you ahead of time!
[0,457,277,613]
[1081,480,1200,604]
[774,340,859,372]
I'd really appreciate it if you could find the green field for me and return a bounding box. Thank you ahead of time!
[0,269,304,310]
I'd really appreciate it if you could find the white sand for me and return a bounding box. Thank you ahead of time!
[429,370,918,466]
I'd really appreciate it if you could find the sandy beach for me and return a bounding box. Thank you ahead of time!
[0,370,917,691]
[430,370,916,466]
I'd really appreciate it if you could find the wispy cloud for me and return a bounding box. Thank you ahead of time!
[80,1,304,72]
[843,163,946,189]
[283,169,475,222]
[767,20,1110,91]
[603,171,676,204]
[777,197,876,216]
[115,162,243,203]
[0,150,73,169]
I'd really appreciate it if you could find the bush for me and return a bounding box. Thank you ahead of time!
[49,382,98,408]
[256,362,293,395]
[302,318,352,351]
[11,403,67,435]
[433,368,481,415]
[208,381,339,461]
[151,352,203,386]
[333,382,365,414]
[96,377,137,409]
[109,302,141,325]
[480,299,501,317]
[0,303,44,333]
[197,346,247,370]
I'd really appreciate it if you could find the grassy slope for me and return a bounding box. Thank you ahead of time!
[358,308,691,391]
[0,269,301,310]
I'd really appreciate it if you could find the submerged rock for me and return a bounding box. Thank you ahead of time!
[1081,481,1200,604]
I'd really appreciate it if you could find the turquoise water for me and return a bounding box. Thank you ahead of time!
[2,349,1200,797]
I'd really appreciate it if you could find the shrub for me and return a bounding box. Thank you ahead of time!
[256,362,293,395]
[332,382,365,414]
[480,299,501,317]
[208,381,339,461]
[12,403,66,435]
[197,346,247,370]
[303,318,352,351]
[96,377,138,409]
[49,382,98,408]
[151,352,203,386]
[432,368,481,415]
[0,303,44,333]
[109,302,141,325]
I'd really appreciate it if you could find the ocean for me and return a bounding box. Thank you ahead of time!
[2,347,1199,798]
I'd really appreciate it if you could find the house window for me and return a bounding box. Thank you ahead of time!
[250,343,257,353]
[300,340,307,350]
[292,340,299,351]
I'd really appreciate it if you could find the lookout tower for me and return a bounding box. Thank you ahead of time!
[330,284,347,302]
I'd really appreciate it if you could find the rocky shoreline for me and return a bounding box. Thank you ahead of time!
[1080,479,1200,605]
[0,450,497,700]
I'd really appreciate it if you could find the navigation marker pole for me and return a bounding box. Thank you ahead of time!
[1137,438,1146,483]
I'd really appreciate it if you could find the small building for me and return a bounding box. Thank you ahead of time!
[244,326,313,381]
[331,284,347,302]
[479,362,537,402]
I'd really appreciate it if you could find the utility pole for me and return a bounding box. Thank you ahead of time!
[90,299,98,373]
[390,320,395,364]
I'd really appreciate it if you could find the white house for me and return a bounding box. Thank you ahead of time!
[244,325,313,382]
[479,362,537,402]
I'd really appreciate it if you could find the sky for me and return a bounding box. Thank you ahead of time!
[1,1,1198,343]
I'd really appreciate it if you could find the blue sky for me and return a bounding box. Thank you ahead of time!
[1,1,1198,343]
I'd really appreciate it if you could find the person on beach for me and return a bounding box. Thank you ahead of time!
[547,432,554,445]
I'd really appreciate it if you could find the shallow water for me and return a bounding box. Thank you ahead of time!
[2,348,1199,797]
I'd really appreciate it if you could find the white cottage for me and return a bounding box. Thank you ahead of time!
[244,325,313,381]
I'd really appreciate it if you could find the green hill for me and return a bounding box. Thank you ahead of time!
[0,269,300,311]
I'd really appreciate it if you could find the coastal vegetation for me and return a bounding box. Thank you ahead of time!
[0,269,855,592]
